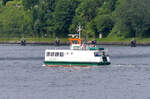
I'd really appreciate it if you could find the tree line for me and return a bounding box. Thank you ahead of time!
[0,0,150,38]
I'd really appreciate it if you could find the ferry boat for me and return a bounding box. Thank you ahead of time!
[44,26,111,67]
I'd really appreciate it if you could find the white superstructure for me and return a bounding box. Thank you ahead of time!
[45,49,110,63]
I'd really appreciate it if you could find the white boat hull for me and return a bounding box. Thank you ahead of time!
[44,49,110,66]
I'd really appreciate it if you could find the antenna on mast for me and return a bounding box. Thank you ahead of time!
[68,25,83,38]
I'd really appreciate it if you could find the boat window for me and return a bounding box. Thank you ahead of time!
[50,52,54,56]
[46,52,50,56]
[73,46,80,49]
[72,40,79,44]
[67,52,69,55]
[60,52,64,57]
[94,52,101,57]
[55,52,59,57]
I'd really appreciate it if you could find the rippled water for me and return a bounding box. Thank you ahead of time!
[0,44,150,99]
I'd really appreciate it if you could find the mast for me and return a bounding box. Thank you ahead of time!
[77,25,82,38]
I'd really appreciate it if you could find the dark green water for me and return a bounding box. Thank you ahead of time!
[0,45,150,99]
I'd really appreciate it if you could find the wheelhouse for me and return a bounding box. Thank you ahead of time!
[69,38,82,50]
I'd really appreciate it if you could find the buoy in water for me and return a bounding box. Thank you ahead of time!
[130,38,136,47]
[55,37,60,46]
[20,38,26,46]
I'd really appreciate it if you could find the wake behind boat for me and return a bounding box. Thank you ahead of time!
[44,26,111,67]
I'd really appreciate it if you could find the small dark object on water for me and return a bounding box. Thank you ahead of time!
[55,37,60,46]
[130,38,136,47]
[21,38,26,46]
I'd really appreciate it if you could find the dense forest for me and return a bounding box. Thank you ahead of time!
[0,0,150,38]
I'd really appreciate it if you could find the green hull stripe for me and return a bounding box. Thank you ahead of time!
[44,61,110,66]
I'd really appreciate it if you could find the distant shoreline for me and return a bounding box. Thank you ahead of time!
[0,41,150,46]
[0,37,150,46]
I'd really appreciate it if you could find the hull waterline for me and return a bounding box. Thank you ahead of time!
[44,61,110,67]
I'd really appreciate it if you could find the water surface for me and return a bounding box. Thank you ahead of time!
[0,44,150,99]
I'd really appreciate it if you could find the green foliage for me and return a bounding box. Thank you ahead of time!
[2,0,13,5]
[70,0,105,38]
[114,0,150,38]
[76,0,103,22]
[94,15,114,37]
[22,0,38,9]
[1,0,150,39]
[31,0,56,37]
[0,1,32,37]
[98,0,117,15]
[54,0,79,37]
